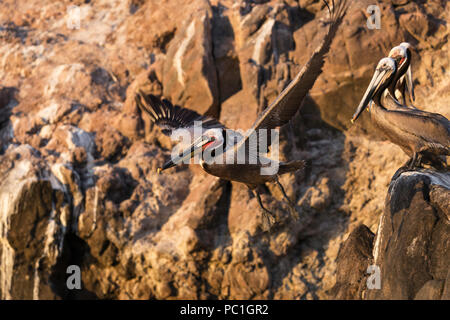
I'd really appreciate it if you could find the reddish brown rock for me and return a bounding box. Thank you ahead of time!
[162,5,219,117]
[0,0,448,301]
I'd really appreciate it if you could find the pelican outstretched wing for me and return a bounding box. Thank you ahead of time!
[135,91,224,136]
[248,0,348,132]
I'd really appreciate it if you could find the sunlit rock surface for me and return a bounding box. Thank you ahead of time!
[0,0,448,299]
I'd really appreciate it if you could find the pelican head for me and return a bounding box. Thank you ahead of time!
[388,45,407,68]
[388,42,415,102]
[352,57,397,122]
[158,128,224,173]
[399,42,413,52]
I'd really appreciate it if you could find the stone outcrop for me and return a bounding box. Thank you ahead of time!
[0,0,448,299]
[0,145,68,299]
[332,170,450,300]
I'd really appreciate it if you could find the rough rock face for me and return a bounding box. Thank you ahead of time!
[332,170,450,300]
[328,224,374,300]
[0,145,68,299]
[0,0,448,299]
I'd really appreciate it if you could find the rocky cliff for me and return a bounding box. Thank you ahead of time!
[0,0,448,299]
[331,170,450,300]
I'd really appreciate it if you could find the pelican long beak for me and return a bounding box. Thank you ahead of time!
[405,65,415,102]
[352,68,391,123]
[157,135,213,173]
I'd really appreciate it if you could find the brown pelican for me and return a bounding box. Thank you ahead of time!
[352,57,450,169]
[135,0,348,229]
[374,43,418,113]
[387,42,416,108]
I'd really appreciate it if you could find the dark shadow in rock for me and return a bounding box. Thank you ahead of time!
[288,4,316,32]
[0,23,29,43]
[0,86,18,154]
[154,30,176,54]
[50,233,99,300]
[90,67,113,86]
[97,167,138,205]
[0,86,17,125]
[273,21,295,63]
[129,0,146,14]
[212,4,242,104]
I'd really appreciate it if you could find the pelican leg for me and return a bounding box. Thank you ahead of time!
[251,189,276,231]
[276,179,299,220]
[401,88,407,106]
[400,159,410,169]
[408,153,417,170]
[415,154,423,168]
[408,153,422,170]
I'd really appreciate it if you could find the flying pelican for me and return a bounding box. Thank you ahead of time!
[388,42,416,107]
[351,57,450,169]
[135,0,349,229]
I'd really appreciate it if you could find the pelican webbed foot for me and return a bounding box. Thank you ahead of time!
[394,153,424,180]
[252,190,276,231]
[276,179,300,220]
[408,153,423,170]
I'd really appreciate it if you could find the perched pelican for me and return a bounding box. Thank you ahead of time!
[352,57,450,169]
[136,0,349,229]
[377,43,419,113]
[387,42,416,108]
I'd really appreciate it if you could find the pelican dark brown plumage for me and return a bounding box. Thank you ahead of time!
[135,0,349,230]
[352,57,450,170]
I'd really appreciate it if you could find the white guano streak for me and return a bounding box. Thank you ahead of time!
[372,213,385,265]
[174,20,196,86]
[252,19,275,65]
